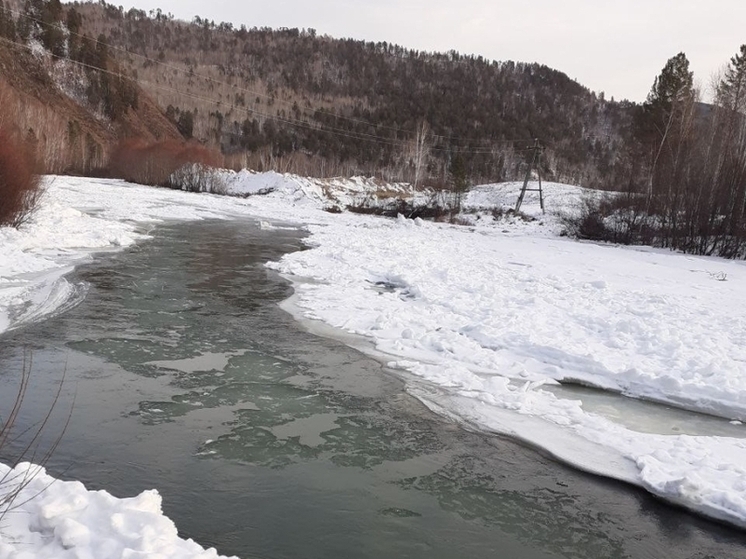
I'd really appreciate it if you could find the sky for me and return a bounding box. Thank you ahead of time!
[118,0,746,103]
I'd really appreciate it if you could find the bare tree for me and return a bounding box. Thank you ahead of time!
[410,120,431,194]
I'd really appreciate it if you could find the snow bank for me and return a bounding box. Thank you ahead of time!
[222,169,296,197]
[222,169,416,208]
[0,462,234,559]
[463,180,584,215]
[270,207,746,420]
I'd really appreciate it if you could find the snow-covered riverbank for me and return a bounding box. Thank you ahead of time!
[1,174,746,556]
[0,462,231,559]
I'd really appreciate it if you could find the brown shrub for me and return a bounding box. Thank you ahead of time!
[0,128,43,229]
[108,138,223,188]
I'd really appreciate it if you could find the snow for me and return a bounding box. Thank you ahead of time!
[222,169,412,209]
[1,172,746,553]
[0,462,232,559]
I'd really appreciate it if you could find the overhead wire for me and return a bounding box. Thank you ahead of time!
[2,7,543,154]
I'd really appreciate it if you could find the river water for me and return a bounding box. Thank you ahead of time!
[0,219,744,558]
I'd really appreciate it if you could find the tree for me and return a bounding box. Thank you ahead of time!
[0,1,16,40]
[640,52,693,139]
[410,120,430,192]
[710,45,746,255]
[449,154,468,211]
[177,111,194,139]
[636,52,695,194]
[66,7,82,59]
[20,0,65,55]
[95,33,109,68]
[717,45,746,115]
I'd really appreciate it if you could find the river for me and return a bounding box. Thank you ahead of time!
[0,218,744,558]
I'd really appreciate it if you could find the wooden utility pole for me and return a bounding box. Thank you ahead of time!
[514,139,544,213]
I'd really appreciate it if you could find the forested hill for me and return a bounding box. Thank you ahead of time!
[0,0,181,175]
[0,0,639,187]
[66,1,635,187]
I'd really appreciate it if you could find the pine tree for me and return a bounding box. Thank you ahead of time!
[20,0,65,56]
[635,52,696,194]
[66,7,82,59]
[0,2,15,40]
[640,52,693,141]
[717,45,746,114]
[177,111,194,139]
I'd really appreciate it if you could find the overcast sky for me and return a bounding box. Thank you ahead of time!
[119,0,746,102]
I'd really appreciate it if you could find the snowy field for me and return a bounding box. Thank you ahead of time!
[1,173,746,555]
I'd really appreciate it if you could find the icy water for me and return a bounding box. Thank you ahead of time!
[1,219,745,559]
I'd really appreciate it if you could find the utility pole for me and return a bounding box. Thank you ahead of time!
[514,139,544,213]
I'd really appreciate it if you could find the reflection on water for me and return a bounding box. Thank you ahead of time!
[0,219,744,559]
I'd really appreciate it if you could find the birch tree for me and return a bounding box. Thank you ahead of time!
[410,120,430,193]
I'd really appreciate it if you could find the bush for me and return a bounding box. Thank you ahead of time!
[0,129,43,229]
[491,206,536,223]
[108,139,224,188]
[168,163,227,194]
[561,192,656,245]
[347,199,454,219]
[0,352,70,518]
[346,190,458,220]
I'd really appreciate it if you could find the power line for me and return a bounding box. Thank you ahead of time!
[1,8,542,155]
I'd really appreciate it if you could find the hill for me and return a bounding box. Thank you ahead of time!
[0,1,642,187]
[67,0,636,188]
[0,0,181,174]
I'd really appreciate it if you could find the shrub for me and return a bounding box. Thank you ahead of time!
[561,192,656,245]
[491,206,536,223]
[0,352,70,520]
[0,129,43,229]
[346,190,457,220]
[108,139,224,188]
[168,163,227,194]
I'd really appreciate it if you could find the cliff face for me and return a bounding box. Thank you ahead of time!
[0,3,181,174]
